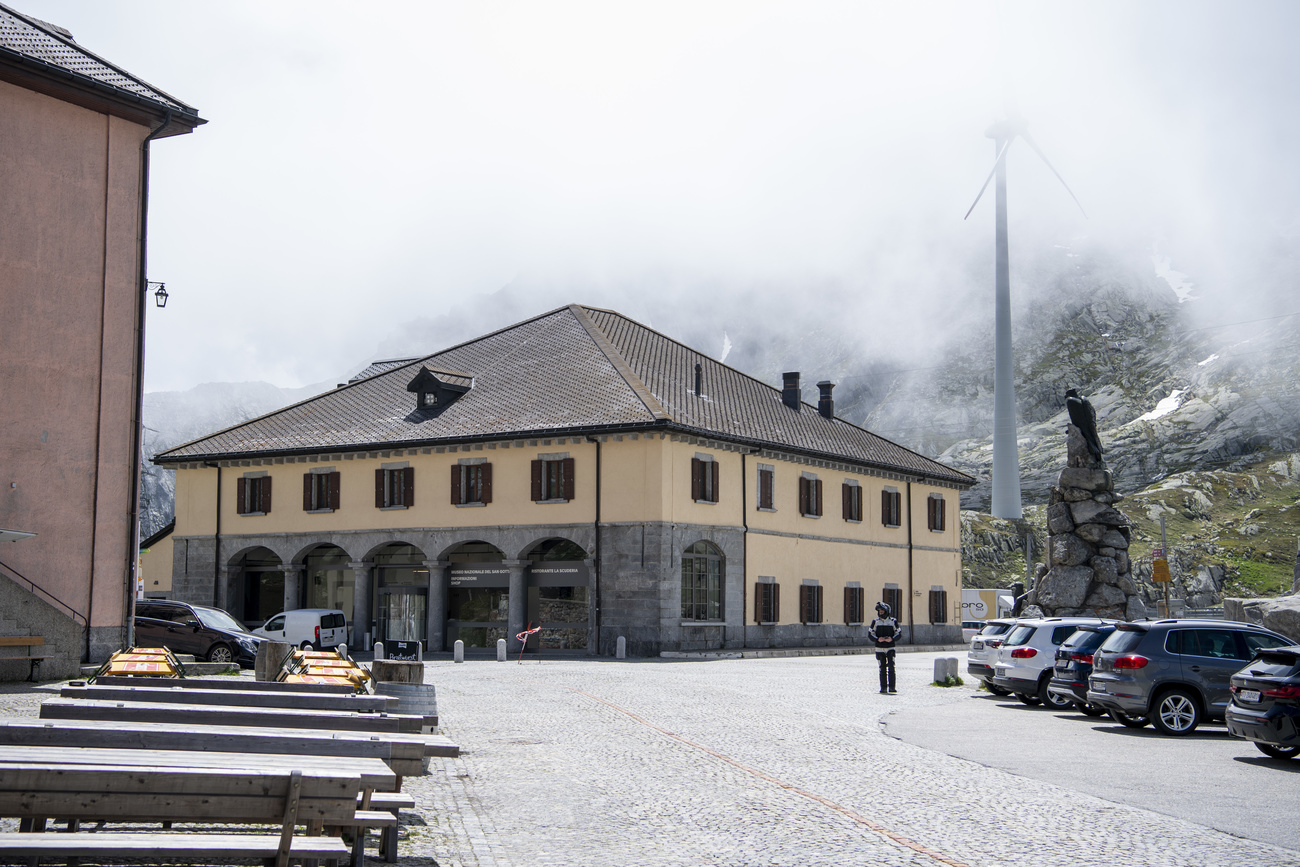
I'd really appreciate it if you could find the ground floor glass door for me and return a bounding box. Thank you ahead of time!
[377,588,427,646]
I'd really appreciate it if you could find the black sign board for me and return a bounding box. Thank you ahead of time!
[449,565,511,587]
[385,639,421,661]
[530,561,590,587]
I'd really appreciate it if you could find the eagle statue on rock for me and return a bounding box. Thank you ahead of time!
[1065,388,1103,464]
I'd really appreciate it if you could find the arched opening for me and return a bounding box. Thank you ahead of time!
[373,542,428,646]
[526,538,590,650]
[681,540,724,622]
[302,544,354,623]
[445,541,506,649]
[230,547,283,627]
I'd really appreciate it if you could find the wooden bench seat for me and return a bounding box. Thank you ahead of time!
[93,673,356,693]
[61,682,397,713]
[0,830,351,864]
[39,695,425,733]
[0,635,50,682]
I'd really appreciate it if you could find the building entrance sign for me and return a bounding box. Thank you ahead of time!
[530,561,589,587]
[450,565,510,586]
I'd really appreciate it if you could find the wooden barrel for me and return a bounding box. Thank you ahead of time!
[374,681,438,731]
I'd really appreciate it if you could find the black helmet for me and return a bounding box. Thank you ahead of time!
[875,602,891,617]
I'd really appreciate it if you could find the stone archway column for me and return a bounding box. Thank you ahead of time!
[505,559,529,654]
[282,565,304,613]
[349,562,373,649]
[425,560,450,653]
[214,567,231,613]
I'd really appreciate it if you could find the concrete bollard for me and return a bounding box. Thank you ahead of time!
[616,636,626,659]
[453,639,464,663]
[934,656,958,683]
[497,638,507,662]
[374,641,385,660]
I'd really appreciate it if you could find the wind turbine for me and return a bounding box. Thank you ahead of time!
[965,116,1085,521]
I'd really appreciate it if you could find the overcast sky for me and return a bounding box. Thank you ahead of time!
[18,1,1300,392]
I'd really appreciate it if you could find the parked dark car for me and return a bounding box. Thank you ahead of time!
[1226,644,1300,759]
[1088,618,1293,735]
[1047,623,1119,717]
[133,600,266,667]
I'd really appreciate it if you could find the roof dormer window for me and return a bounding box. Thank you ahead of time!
[407,366,473,411]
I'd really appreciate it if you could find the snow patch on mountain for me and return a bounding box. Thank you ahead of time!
[1136,389,1186,422]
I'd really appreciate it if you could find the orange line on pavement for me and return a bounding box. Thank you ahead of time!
[564,685,971,867]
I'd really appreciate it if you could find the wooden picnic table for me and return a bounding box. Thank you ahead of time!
[40,695,425,733]
[61,682,397,712]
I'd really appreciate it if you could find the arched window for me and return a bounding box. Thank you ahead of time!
[681,541,724,622]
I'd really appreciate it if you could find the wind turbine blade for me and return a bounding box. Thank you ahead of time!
[963,138,1014,220]
[1020,130,1087,218]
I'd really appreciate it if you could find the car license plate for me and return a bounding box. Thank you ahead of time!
[1239,689,1261,703]
[1093,683,1106,693]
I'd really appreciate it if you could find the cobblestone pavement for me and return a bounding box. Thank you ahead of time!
[3,655,1298,867]
[402,652,1300,867]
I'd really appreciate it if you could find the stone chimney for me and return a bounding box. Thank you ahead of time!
[781,372,801,411]
[817,381,834,419]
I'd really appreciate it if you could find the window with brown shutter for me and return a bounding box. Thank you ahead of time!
[757,467,774,510]
[929,589,948,624]
[304,471,340,512]
[238,475,271,515]
[843,483,862,522]
[754,582,779,624]
[928,494,946,531]
[692,457,719,503]
[236,477,249,515]
[376,466,413,509]
[844,586,865,624]
[533,458,574,502]
[453,463,493,505]
[799,477,822,517]
[881,489,901,527]
[799,584,823,624]
[883,587,902,620]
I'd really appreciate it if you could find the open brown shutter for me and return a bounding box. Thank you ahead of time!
[798,478,809,515]
[236,477,248,515]
[402,467,415,507]
[881,490,890,525]
[450,465,461,505]
[710,461,719,503]
[842,484,850,520]
[259,476,272,513]
[814,479,823,517]
[691,458,702,501]
[799,586,808,624]
[562,458,575,501]
[375,469,385,508]
[844,587,853,623]
[303,474,313,511]
[773,582,780,622]
[937,498,945,531]
[328,472,341,510]
[531,460,543,501]
[481,463,493,504]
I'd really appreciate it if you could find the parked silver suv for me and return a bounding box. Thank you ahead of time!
[1088,618,1293,735]
[992,617,1116,708]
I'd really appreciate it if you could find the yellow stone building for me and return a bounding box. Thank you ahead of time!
[154,305,972,656]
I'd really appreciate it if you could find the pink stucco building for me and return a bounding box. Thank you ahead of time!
[0,4,203,676]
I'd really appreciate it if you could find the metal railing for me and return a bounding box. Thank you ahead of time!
[0,558,87,626]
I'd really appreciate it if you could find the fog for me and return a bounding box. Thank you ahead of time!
[15,1,1300,394]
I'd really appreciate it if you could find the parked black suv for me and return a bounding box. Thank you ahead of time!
[1047,623,1119,717]
[133,600,266,667]
[1226,644,1300,759]
[1088,618,1292,736]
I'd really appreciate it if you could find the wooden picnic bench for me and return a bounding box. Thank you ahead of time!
[40,695,425,733]
[0,763,357,867]
[60,683,397,713]
[0,635,50,682]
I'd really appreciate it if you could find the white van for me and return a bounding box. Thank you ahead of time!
[253,608,348,650]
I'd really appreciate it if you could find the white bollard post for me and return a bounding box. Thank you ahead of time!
[944,657,959,681]
[934,657,947,683]
[496,638,507,662]
[374,641,385,660]
[616,636,626,659]
[453,640,464,664]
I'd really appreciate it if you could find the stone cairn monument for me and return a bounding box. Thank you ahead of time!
[1027,395,1146,621]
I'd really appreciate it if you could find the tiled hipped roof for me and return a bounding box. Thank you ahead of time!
[156,305,973,487]
[0,3,201,129]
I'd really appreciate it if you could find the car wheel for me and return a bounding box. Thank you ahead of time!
[1075,702,1107,718]
[1016,692,1043,706]
[1040,678,1073,710]
[1255,742,1300,760]
[984,681,1011,696]
[206,644,234,664]
[1151,688,1201,736]
[300,640,317,651]
[1109,710,1148,728]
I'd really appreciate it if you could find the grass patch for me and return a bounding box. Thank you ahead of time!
[1225,557,1294,597]
[933,675,965,688]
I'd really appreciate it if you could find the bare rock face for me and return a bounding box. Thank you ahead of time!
[1224,595,1300,643]
[1029,423,1142,620]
